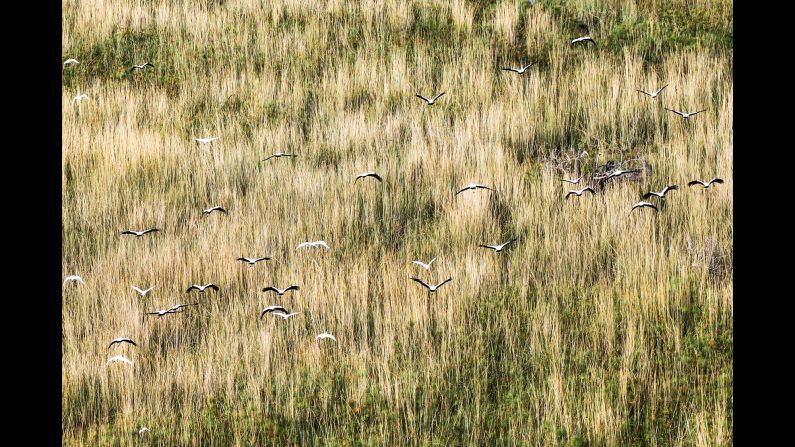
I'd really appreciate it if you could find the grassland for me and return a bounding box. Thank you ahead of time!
[62,0,733,445]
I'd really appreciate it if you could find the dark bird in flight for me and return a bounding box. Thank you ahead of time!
[121,228,160,237]
[410,277,453,293]
[108,338,137,349]
[688,178,724,188]
[237,256,271,266]
[260,305,289,319]
[186,283,219,293]
[565,187,595,199]
[261,285,300,296]
[415,92,446,106]
[456,183,493,195]
[356,172,383,182]
[261,153,297,162]
[643,185,678,199]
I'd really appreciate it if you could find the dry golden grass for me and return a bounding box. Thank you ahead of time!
[62,0,732,445]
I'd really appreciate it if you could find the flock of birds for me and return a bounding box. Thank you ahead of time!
[63,28,725,437]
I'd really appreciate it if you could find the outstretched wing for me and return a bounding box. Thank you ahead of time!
[432,92,446,101]
[415,94,430,102]
[410,277,432,290]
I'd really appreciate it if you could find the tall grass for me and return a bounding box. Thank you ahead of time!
[62,0,733,445]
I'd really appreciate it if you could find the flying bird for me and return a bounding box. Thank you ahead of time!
[63,275,85,286]
[121,228,160,237]
[594,169,640,181]
[72,94,89,104]
[261,285,300,296]
[560,176,583,185]
[145,308,181,317]
[132,285,154,297]
[688,178,724,188]
[63,59,80,67]
[415,92,446,106]
[631,201,658,212]
[664,108,706,120]
[456,183,493,195]
[565,187,595,199]
[260,305,289,319]
[272,312,301,320]
[502,63,534,75]
[412,258,436,271]
[130,62,155,70]
[168,302,198,312]
[237,256,271,266]
[106,355,133,366]
[571,36,596,46]
[316,333,338,342]
[194,137,219,144]
[642,185,678,199]
[261,153,297,162]
[296,240,329,250]
[186,283,219,293]
[479,239,518,253]
[355,172,383,182]
[138,427,149,436]
[410,277,453,293]
[202,206,227,215]
[637,84,668,98]
[108,338,137,349]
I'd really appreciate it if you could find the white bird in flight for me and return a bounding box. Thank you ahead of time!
[138,427,149,435]
[261,153,297,162]
[132,285,154,297]
[502,63,534,75]
[72,94,89,104]
[560,176,583,185]
[631,201,658,212]
[145,308,181,317]
[637,84,668,98]
[642,185,678,199]
[63,275,85,286]
[410,277,453,293]
[479,239,518,253]
[571,36,596,46]
[107,355,133,366]
[355,172,383,182]
[168,302,198,312]
[316,333,337,342]
[194,137,219,144]
[594,169,640,181]
[186,283,219,293]
[565,187,595,199]
[456,183,493,195]
[665,108,706,120]
[415,92,446,106]
[412,258,436,271]
[63,59,79,67]
[130,62,155,71]
[688,178,724,188]
[108,338,137,349]
[121,228,160,237]
[237,256,271,266]
[296,240,329,250]
[272,312,301,320]
[202,206,227,215]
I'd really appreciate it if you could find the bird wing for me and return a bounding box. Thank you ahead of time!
[479,244,497,250]
[642,192,653,199]
[501,239,518,249]
[186,285,198,292]
[502,68,519,73]
[207,284,219,290]
[371,173,383,182]
[687,180,704,187]
[410,277,432,290]
[637,90,652,96]
[261,154,275,161]
[436,278,453,289]
[691,110,707,116]
[262,287,278,293]
[522,63,534,70]
[285,285,300,292]
[254,257,271,262]
[415,94,430,102]
[665,108,684,117]
[142,228,159,234]
[710,178,724,185]
[432,92,446,101]
[655,84,669,95]
[121,231,135,235]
